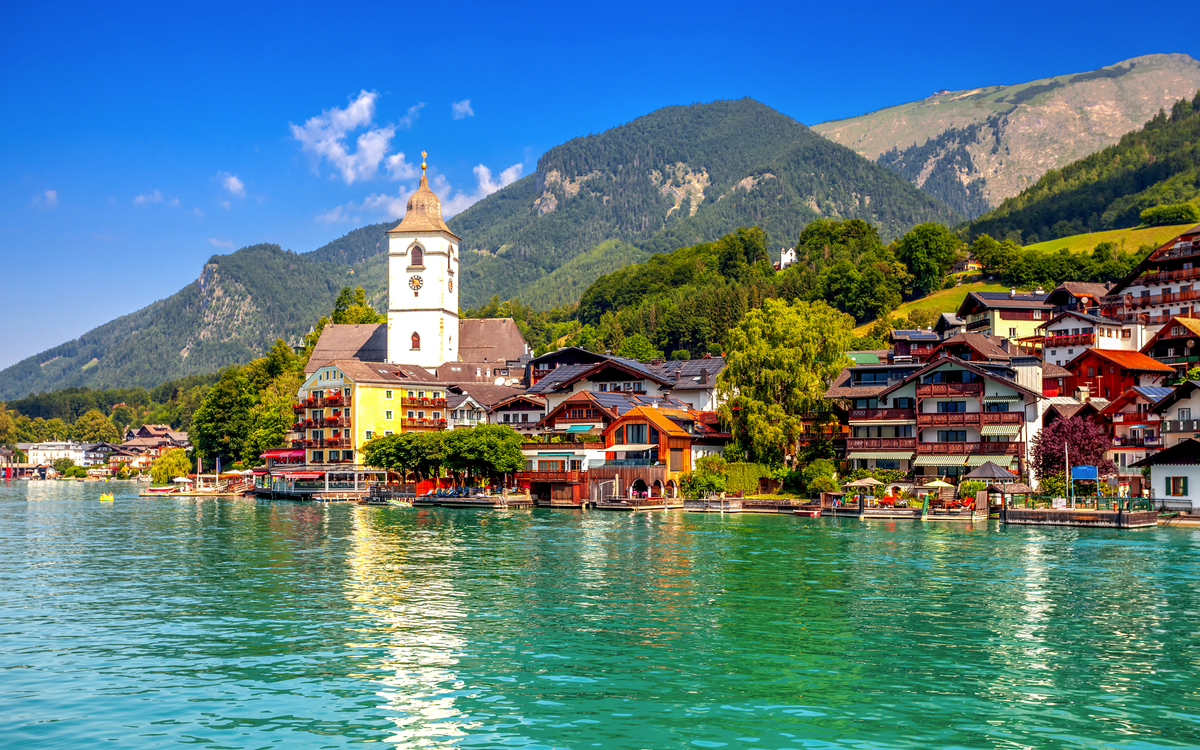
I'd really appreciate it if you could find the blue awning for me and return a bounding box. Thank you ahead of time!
[565,424,593,433]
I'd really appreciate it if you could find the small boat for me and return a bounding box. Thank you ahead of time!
[99,493,115,502]
[793,508,821,517]
[386,497,413,508]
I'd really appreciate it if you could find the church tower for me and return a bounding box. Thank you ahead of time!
[386,153,459,370]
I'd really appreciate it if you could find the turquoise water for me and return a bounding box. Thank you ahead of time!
[2,482,1200,749]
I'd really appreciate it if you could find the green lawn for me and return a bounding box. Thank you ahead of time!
[854,281,1009,335]
[1025,223,1195,255]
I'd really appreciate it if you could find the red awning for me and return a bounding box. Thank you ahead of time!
[285,472,323,479]
[261,448,305,459]
[251,468,270,474]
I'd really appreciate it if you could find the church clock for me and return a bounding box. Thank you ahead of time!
[408,275,423,291]
[448,278,453,292]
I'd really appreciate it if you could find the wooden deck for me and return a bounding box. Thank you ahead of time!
[822,507,923,519]
[1003,508,1157,528]
[683,498,743,513]
[595,496,684,511]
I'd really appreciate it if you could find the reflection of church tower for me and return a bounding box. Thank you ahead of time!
[387,152,460,370]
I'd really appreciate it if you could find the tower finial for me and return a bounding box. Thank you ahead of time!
[421,151,427,177]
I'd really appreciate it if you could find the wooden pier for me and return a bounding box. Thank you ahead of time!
[684,497,743,513]
[595,496,684,511]
[1002,508,1157,528]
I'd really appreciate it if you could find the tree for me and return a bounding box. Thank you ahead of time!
[52,458,75,475]
[0,403,17,446]
[680,455,728,498]
[443,424,524,481]
[895,223,962,296]
[616,334,663,361]
[1031,416,1117,481]
[190,367,255,465]
[717,299,854,466]
[73,408,120,443]
[331,287,385,325]
[362,433,416,475]
[151,448,192,485]
[801,458,838,497]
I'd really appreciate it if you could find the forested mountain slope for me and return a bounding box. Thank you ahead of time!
[813,54,1200,218]
[966,92,1200,243]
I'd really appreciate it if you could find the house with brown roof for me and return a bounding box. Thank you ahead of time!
[1063,349,1174,401]
[955,289,1052,344]
[1140,315,1200,375]
[1036,309,1143,366]
[1098,223,1200,333]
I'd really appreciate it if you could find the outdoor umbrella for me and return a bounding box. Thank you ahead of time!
[921,480,953,488]
[963,461,1017,481]
[172,477,194,483]
[844,477,884,487]
[919,479,953,515]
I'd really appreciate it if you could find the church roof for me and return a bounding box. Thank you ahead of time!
[386,174,460,238]
[458,318,529,363]
[305,324,387,373]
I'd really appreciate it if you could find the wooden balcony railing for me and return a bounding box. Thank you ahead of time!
[848,408,915,421]
[514,470,586,484]
[402,418,448,429]
[846,438,916,451]
[916,412,1023,427]
[402,397,448,407]
[915,442,1021,455]
[1043,333,1095,348]
[916,382,984,397]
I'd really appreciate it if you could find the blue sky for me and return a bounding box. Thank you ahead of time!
[1,0,1194,372]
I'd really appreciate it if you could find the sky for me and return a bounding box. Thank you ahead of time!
[1,0,1195,372]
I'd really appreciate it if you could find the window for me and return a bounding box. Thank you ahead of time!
[406,410,414,418]
[1088,367,1096,377]
[615,426,625,444]
[418,411,425,419]
[936,430,967,442]
[1167,476,1189,496]
[1123,329,1131,339]
[520,413,528,423]
[937,401,967,413]
[385,390,393,399]
[1033,310,1042,320]
[411,332,420,350]
[986,402,1009,412]
[311,451,323,463]
[853,398,879,409]
[893,397,915,409]
[385,410,393,420]
[384,430,393,437]
[875,459,900,470]
[1173,325,1186,336]
[434,412,441,420]
[1168,348,1176,357]
[854,371,890,385]
[650,426,660,443]
[410,245,423,266]
[627,424,647,443]
[1067,349,1074,355]
[365,430,373,440]
[504,414,511,422]
[1180,408,1192,421]
[670,449,683,471]
[1009,327,1017,338]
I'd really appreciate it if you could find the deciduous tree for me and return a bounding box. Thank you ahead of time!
[73,408,120,443]
[717,299,854,466]
[895,222,962,296]
[1031,416,1117,481]
[151,448,192,485]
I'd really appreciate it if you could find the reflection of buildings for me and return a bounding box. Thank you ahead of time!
[344,508,473,745]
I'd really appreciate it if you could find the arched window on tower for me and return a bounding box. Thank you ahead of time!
[411,332,421,350]
[410,246,423,266]
[448,249,453,271]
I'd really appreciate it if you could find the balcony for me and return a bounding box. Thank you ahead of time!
[848,408,915,421]
[402,418,448,429]
[916,442,1021,455]
[916,411,1023,427]
[965,319,990,331]
[846,438,916,451]
[916,382,984,397]
[402,396,448,408]
[1161,419,1200,433]
[300,438,351,449]
[1124,263,1200,289]
[515,470,586,484]
[1043,332,1095,348]
[1112,436,1160,448]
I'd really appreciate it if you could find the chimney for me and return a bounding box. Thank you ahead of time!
[1076,384,1091,403]
[1035,287,1044,295]
[1009,288,1016,298]
[674,370,681,381]
[650,356,663,366]
[1001,339,1011,353]
[700,368,709,385]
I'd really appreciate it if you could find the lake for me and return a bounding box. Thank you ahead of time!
[2,480,1199,749]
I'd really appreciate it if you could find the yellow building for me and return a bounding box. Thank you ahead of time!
[956,290,1052,343]
[292,359,449,466]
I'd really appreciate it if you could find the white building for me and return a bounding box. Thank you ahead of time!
[27,441,87,467]
[387,153,460,372]
[1131,438,1200,512]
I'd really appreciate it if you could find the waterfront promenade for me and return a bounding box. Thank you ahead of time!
[2,480,1199,749]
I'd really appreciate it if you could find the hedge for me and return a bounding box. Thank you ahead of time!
[726,462,772,495]
[1141,203,1200,227]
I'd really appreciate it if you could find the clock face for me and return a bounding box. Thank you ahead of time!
[409,275,423,291]
[448,279,454,292]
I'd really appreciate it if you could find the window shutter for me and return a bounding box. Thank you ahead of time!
[1166,476,1172,496]
[1184,477,1189,496]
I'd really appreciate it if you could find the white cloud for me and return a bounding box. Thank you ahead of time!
[192,207,204,217]
[208,238,234,249]
[441,163,524,216]
[134,189,163,204]
[43,189,58,208]
[317,205,360,224]
[220,200,231,210]
[169,197,181,207]
[451,99,474,120]
[289,91,424,185]
[219,172,246,197]
[384,152,420,180]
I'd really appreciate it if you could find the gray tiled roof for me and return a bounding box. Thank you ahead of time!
[305,324,388,373]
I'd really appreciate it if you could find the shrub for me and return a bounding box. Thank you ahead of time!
[957,480,986,499]
[726,462,772,494]
[681,455,728,498]
[1141,203,1200,226]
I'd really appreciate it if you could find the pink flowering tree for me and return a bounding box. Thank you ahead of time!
[1031,416,1117,481]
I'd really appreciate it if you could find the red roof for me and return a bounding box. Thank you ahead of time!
[1075,349,1174,373]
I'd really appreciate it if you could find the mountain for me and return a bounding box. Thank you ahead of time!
[0,99,958,400]
[447,98,959,309]
[966,91,1200,243]
[0,246,361,401]
[812,54,1200,219]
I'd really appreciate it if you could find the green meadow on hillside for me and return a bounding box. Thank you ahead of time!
[1023,222,1195,254]
[852,281,1010,335]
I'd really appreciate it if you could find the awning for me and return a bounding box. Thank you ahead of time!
[847,451,914,460]
[913,455,967,466]
[261,448,305,459]
[967,454,1015,467]
[565,424,594,433]
[283,472,323,479]
[251,468,270,474]
[983,394,1021,403]
[607,444,656,452]
[980,424,1021,436]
